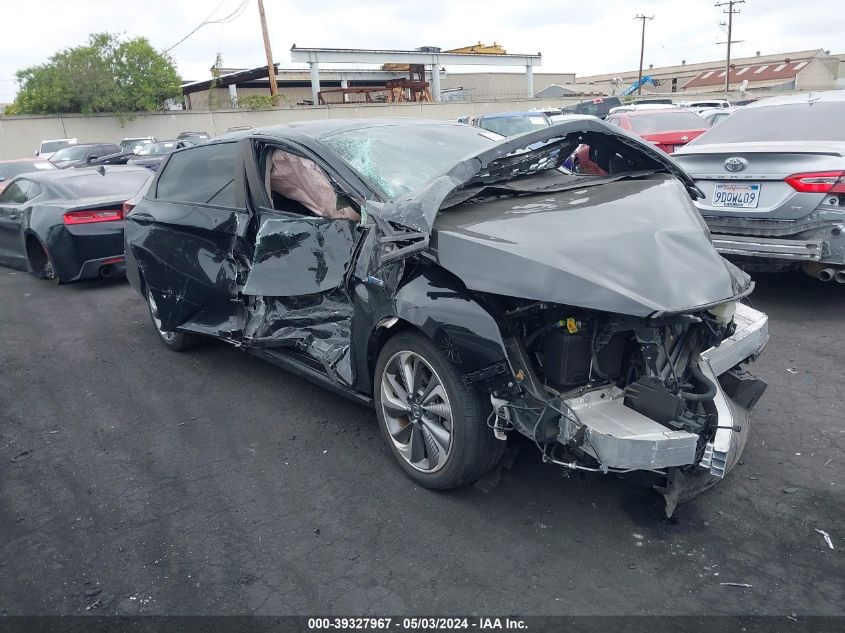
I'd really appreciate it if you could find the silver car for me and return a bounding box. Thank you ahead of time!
[673,91,845,280]
[697,106,740,126]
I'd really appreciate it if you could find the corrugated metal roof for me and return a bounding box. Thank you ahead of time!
[683,59,811,88]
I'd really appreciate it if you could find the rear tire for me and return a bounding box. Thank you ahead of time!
[25,237,61,284]
[374,331,503,490]
[146,289,204,351]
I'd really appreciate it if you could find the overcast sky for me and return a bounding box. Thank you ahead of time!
[1,0,842,101]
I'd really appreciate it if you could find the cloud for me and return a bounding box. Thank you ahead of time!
[1,0,841,101]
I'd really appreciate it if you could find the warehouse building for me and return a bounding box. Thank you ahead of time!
[575,49,841,95]
[182,67,576,109]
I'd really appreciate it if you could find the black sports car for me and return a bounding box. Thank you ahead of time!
[125,118,769,515]
[0,166,151,282]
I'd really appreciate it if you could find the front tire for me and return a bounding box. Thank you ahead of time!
[146,289,204,351]
[374,331,503,489]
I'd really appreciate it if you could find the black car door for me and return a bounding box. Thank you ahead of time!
[237,139,365,384]
[125,140,248,332]
[0,179,31,268]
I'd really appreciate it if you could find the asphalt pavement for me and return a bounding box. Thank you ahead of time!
[0,268,842,615]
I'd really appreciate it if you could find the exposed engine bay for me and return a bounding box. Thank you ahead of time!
[484,298,768,515]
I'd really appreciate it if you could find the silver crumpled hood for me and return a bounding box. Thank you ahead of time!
[431,174,751,317]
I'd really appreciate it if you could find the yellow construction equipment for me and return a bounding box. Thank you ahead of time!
[381,42,506,72]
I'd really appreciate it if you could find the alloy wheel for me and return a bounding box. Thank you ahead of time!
[380,351,454,473]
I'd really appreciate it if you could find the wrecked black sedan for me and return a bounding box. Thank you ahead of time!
[125,117,768,514]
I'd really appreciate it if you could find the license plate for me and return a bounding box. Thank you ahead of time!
[712,183,761,208]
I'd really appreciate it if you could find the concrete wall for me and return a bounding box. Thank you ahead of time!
[440,72,577,100]
[0,98,580,159]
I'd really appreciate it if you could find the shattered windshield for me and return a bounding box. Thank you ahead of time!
[320,124,499,199]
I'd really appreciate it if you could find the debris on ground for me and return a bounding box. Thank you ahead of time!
[782,487,799,494]
[785,367,798,374]
[11,450,32,462]
[720,582,753,588]
[814,528,834,550]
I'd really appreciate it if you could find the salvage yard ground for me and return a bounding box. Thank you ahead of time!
[0,270,842,615]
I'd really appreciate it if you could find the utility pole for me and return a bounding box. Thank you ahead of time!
[715,0,745,97]
[634,15,654,96]
[257,0,278,96]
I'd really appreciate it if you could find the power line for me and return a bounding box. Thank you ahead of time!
[165,0,249,53]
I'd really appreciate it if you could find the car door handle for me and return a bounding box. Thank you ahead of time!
[129,212,155,224]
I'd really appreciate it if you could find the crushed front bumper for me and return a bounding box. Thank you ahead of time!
[558,303,768,474]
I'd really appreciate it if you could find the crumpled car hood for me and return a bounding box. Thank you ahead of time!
[431,174,751,317]
[367,116,701,235]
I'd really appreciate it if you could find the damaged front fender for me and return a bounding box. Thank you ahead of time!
[351,263,513,396]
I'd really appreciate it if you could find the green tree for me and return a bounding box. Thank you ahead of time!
[11,33,181,115]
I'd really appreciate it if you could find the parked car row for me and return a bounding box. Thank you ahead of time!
[28,132,212,171]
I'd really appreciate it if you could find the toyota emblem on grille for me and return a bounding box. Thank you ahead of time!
[725,157,747,172]
[680,135,689,142]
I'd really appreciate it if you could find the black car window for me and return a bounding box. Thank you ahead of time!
[51,145,90,162]
[0,180,29,204]
[156,142,238,207]
[261,146,360,220]
[25,182,42,201]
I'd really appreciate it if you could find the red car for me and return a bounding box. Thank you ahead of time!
[569,109,709,175]
[606,109,708,154]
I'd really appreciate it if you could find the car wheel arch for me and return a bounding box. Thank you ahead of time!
[23,231,51,275]
[358,268,512,397]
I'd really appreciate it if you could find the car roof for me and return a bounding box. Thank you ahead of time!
[14,165,150,182]
[0,158,53,164]
[744,90,845,109]
[621,108,698,117]
[53,143,110,150]
[698,106,739,115]
[40,138,77,143]
[481,111,548,119]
